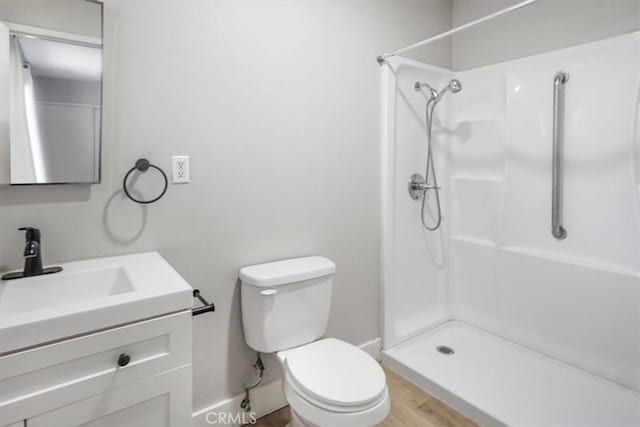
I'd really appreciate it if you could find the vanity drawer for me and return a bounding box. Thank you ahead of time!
[0,311,191,426]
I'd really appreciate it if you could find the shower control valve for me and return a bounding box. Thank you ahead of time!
[408,173,440,200]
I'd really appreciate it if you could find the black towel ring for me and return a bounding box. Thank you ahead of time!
[123,159,168,204]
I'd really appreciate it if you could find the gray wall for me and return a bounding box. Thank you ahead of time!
[0,0,101,38]
[34,77,101,106]
[452,0,640,70]
[0,0,452,412]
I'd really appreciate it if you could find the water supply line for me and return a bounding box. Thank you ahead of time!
[240,352,264,412]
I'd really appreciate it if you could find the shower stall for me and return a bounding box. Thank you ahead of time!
[379,2,640,426]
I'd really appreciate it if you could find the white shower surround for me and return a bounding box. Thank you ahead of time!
[381,56,453,347]
[381,32,640,425]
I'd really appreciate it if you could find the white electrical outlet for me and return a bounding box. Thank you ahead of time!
[172,155,190,184]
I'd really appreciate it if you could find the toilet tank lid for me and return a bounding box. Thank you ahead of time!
[239,256,336,287]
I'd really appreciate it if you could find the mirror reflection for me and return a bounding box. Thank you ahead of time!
[9,34,102,184]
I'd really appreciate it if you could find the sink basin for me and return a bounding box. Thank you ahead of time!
[0,252,192,355]
[0,266,135,327]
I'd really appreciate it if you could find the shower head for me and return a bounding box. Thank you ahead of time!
[448,79,462,93]
[415,79,462,102]
[436,79,462,101]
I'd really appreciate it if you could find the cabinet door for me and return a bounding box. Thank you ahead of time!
[26,366,191,427]
[0,311,191,426]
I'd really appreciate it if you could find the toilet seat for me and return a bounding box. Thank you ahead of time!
[282,338,387,413]
[284,378,390,427]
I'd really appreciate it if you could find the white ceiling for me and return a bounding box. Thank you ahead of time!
[18,35,101,82]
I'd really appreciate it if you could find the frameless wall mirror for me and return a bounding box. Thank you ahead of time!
[0,0,103,184]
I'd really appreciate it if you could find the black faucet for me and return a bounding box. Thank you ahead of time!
[22,227,43,276]
[1,227,62,281]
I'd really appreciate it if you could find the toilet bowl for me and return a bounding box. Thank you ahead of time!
[278,338,390,427]
[239,256,390,427]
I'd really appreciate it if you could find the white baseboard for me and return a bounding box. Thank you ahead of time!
[359,337,382,361]
[192,337,382,426]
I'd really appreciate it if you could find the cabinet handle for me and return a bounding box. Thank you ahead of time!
[117,353,131,367]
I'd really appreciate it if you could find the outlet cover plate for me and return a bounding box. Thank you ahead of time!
[172,155,190,184]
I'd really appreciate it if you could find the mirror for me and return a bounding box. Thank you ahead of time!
[0,1,102,184]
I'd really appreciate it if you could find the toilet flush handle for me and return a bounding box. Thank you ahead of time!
[260,289,278,296]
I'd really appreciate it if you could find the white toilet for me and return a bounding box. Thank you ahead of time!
[240,256,390,427]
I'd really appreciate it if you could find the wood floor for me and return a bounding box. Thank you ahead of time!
[252,366,477,427]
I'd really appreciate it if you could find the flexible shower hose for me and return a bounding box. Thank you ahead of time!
[421,98,442,231]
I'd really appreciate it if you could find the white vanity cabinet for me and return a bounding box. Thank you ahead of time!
[0,311,193,427]
[26,366,191,427]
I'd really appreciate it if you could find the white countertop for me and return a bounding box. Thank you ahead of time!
[0,252,193,355]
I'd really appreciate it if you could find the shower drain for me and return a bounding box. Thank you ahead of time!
[436,345,455,355]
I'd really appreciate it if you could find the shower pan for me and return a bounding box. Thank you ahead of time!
[379,30,640,427]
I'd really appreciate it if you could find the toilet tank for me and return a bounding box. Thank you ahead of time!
[240,256,336,353]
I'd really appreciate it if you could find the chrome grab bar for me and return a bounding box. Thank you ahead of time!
[552,71,569,240]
